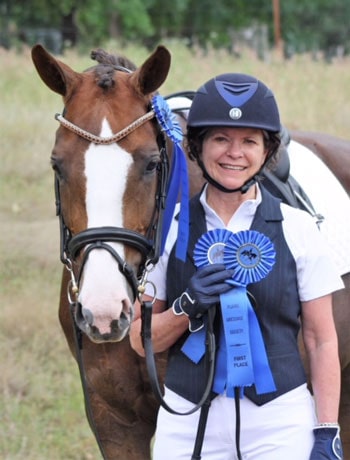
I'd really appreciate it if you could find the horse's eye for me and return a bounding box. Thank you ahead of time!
[145,157,160,174]
[50,156,64,179]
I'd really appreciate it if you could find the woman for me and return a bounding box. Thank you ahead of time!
[130,73,343,459]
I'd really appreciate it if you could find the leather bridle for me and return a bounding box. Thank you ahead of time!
[54,108,169,303]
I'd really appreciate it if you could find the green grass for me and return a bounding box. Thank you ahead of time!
[1,40,349,459]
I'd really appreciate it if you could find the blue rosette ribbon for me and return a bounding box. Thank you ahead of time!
[182,229,277,397]
[152,94,189,261]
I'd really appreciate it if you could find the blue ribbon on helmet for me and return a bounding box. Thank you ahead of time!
[152,94,189,262]
[181,229,277,397]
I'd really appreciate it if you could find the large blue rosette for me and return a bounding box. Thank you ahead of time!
[182,229,277,397]
[224,230,276,286]
[152,94,189,261]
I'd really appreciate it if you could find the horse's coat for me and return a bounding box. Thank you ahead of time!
[31,44,350,459]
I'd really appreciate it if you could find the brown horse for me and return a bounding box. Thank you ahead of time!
[31,43,172,459]
[31,44,350,459]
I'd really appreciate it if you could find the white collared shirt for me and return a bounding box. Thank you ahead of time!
[145,184,344,302]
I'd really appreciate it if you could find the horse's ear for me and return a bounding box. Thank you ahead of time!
[31,44,80,97]
[130,45,171,96]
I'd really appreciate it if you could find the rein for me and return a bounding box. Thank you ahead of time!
[141,301,216,460]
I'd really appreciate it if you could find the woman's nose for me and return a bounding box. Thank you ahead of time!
[227,141,243,157]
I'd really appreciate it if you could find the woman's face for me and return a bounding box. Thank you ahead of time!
[201,127,268,191]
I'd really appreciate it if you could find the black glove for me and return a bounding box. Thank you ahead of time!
[309,425,343,460]
[187,263,235,311]
[172,264,234,331]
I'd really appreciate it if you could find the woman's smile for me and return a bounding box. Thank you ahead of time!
[219,163,246,171]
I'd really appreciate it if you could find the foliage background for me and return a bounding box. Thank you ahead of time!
[0,36,350,459]
[1,0,350,58]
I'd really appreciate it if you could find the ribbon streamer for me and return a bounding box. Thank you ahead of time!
[220,287,254,397]
[152,94,189,261]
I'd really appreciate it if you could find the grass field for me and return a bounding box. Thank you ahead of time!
[1,40,349,459]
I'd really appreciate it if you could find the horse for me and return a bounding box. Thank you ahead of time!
[31,44,350,459]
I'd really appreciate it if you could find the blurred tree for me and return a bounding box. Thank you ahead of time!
[78,0,155,46]
[1,0,349,58]
[281,0,350,58]
[144,0,189,48]
[1,0,155,50]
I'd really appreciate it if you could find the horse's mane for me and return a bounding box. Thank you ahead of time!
[90,48,137,89]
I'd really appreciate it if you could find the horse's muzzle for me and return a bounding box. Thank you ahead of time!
[74,302,132,343]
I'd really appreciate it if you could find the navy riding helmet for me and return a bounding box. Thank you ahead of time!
[187,73,280,132]
[187,73,281,193]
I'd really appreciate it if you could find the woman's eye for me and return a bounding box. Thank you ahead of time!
[213,135,229,143]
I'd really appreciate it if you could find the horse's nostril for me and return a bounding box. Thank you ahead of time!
[82,307,94,325]
[120,311,130,330]
[109,312,130,333]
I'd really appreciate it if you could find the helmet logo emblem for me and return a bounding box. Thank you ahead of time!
[215,80,258,106]
[229,108,242,120]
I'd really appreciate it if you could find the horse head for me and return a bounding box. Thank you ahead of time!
[31,44,171,343]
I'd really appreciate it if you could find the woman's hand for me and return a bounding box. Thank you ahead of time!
[309,425,343,459]
[172,263,234,331]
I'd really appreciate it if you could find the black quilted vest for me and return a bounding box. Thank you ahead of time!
[165,186,306,405]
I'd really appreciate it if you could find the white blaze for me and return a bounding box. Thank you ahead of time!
[79,119,133,333]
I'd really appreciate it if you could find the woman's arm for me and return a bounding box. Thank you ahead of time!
[301,294,341,423]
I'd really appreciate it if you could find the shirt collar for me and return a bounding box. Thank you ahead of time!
[199,183,262,231]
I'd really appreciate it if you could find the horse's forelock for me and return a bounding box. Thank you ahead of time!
[89,49,137,90]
